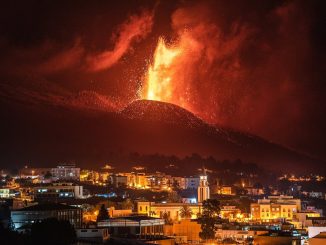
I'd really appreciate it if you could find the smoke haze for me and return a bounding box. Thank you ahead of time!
[0,0,325,160]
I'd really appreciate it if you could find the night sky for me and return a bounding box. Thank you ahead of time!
[1,0,326,163]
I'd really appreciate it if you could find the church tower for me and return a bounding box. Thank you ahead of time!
[198,167,210,203]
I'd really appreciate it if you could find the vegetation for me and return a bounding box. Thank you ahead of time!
[44,171,52,179]
[179,205,193,219]
[167,191,182,203]
[199,199,221,241]
[97,204,110,221]
[162,212,173,225]
[0,218,76,244]
[0,224,27,245]
[30,218,76,244]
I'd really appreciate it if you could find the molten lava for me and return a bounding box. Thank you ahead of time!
[141,33,203,113]
[142,37,181,102]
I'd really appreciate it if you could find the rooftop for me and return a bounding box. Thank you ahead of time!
[312,232,326,239]
[97,215,165,227]
[16,203,79,211]
[109,215,161,222]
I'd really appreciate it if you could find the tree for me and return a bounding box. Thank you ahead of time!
[199,199,221,241]
[179,205,193,219]
[120,198,133,210]
[31,218,76,244]
[44,171,52,179]
[167,191,181,203]
[0,223,28,245]
[97,204,110,221]
[162,212,173,225]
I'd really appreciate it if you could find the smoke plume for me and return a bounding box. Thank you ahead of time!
[87,10,153,72]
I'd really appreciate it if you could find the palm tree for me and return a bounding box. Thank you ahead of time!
[97,204,109,221]
[179,205,193,219]
[162,212,173,225]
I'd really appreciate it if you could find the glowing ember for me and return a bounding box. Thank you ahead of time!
[142,37,181,102]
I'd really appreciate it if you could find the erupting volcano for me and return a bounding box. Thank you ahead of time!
[141,31,202,113]
[0,1,325,173]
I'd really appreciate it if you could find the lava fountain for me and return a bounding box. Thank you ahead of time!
[142,37,182,102]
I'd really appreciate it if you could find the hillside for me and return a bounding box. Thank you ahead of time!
[0,97,324,174]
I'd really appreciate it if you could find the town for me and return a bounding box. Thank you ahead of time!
[1,0,326,244]
[1,163,326,244]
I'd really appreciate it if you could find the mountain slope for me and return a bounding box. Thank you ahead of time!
[0,97,324,174]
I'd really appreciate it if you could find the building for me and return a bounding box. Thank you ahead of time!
[253,231,301,245]
[309,192,323,199]
[217,186,235,195]
[97,215,165,238]
[216,229,267,243]
[137,202,202,221]
[11,203,82,229]
[171,177,186,189]
[165,219,202,242]
[293,211,321,228]
[181,197,197,204]
[251,196,301,221]
[109,207,133,217]
[309,232,326,245]
[197,170,210,203]
[112,174,128,187]
[185,177,200,189]
[33,183,84,199]
[135,173,150,188]
[137,172,210,221]
[245,187,264,196]
[51,164,80,181]
[80,169,100,184]
[19,167,51,179]
[76,228,110,243]
[111,172,151,189]
[306,217,326,227]
[0,188,19,198]
[147,172,173,191]
[308,227,326,239]
[220,206,243,221]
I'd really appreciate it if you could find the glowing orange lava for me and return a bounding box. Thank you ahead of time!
[142,37,181,102]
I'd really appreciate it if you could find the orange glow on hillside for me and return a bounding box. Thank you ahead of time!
[142,37,181,102]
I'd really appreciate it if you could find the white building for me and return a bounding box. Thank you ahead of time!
[197,170,210,203]
[34,183,84,199]
[77,228,110,243]
[51,164,80,181]
[0,188,19,198]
